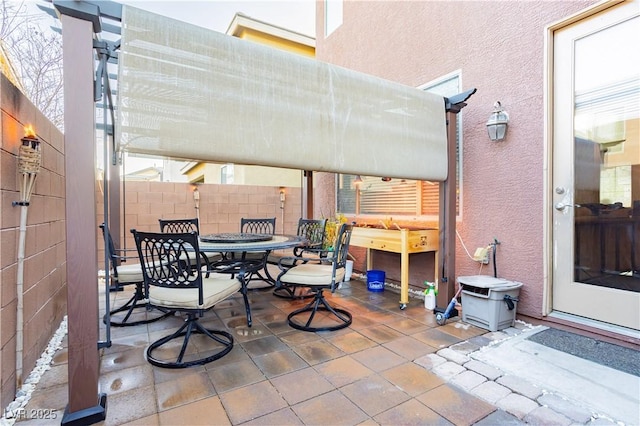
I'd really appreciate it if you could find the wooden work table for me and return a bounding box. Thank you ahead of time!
[350,227,439,309]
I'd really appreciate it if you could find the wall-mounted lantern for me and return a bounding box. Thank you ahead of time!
[486,101,509,141]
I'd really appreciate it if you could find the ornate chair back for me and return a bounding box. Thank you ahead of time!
[295,218,327,256]
[277,223,354,332]
[240,217,276,234]
[159,218,200,234]
[131,230,239,368]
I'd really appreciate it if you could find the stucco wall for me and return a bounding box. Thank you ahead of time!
[315,1,600,318]
[0,74,67,408]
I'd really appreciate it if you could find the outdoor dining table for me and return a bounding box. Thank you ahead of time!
[198,232,306,254]
[196,233,308,326]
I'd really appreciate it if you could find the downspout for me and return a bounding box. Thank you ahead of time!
[13,128,42,389]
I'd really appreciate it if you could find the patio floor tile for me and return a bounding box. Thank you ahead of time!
[416,383,497,425]
[269,367,335,405]
[13,277,546,426]
[291,390,369,425]
[218,380,288,424]
[340,374,411,417]
[313,355,374,388]
[155,371,216,411]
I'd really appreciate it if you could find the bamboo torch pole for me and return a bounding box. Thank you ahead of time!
[13,125,41,388]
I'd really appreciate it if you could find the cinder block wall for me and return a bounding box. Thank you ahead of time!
[0,74,67,408]
[96,181,303,268]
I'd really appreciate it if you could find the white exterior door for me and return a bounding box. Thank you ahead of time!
[552,1,639,332]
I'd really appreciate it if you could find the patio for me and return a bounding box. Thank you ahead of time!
[17,275,508,426]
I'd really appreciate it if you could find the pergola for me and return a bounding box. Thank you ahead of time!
[51,1,474,424]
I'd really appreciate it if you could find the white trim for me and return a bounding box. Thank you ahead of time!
[325,0,343,37]
[226,13,315,47]
[548,311,640,340]
[418,71,464,219]
[544,0,639,324]
[543,0,623,317]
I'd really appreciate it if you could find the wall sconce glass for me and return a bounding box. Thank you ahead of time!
[191,185,200,221]
[279,187,286,209]
[13,125,42,207]
[486,101,509,141]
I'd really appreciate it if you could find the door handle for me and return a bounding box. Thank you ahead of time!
[554,202,581,211]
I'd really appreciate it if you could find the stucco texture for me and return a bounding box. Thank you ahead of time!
[315,1,600,319]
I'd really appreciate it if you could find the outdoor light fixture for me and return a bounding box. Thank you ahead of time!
[279,187,286,209]
[192,186,200,203]
[192,185,200,222]
[14,125,42,206]
[353,175,363,186]
[486,101,509,141]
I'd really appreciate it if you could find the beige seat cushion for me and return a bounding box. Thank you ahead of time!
[115,258,172,284]
[149,274,241,310]
[180,251,222,265]
[115,262,143,284]
[268,251,323,267]
[279,263,345,287]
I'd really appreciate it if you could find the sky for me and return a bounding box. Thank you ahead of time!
[118,0,316,36]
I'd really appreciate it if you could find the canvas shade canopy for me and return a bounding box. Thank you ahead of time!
[116,6,448,181]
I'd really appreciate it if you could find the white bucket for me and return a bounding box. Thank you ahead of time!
[344,260,354,281]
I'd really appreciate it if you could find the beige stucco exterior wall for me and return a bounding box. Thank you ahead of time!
[315,1,600,319]
[0,74,67,408]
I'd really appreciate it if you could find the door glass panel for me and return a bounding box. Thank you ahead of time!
[573,16,640,292]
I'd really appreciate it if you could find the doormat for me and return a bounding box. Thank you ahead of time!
[527,328,640,377]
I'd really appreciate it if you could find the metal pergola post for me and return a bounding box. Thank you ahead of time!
[54,1,123,424]
[436,88,477,312]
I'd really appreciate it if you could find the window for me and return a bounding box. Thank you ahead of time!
[337,72,462,218]
[325,0,343,37]
[221,164,234,184]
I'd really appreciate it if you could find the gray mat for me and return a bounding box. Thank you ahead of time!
[527,328,640,377]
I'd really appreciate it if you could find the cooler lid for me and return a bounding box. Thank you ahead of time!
[457,275,512,288]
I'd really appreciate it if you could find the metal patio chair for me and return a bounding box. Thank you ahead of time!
[131,230,241,368]
[159,217,221,268]
[276,223,354,332]
[100,223,172,327]
[237,217,277,288]
[269,218,327,298]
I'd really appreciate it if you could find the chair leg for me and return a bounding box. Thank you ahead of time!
[105,283,172,327]
[238,273,252,327]
[245,266,276,289]
[287,289,352,332]
[146,314,233,368]
[261,264,280,287]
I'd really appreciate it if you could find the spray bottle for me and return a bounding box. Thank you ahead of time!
[424,281,437,310]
